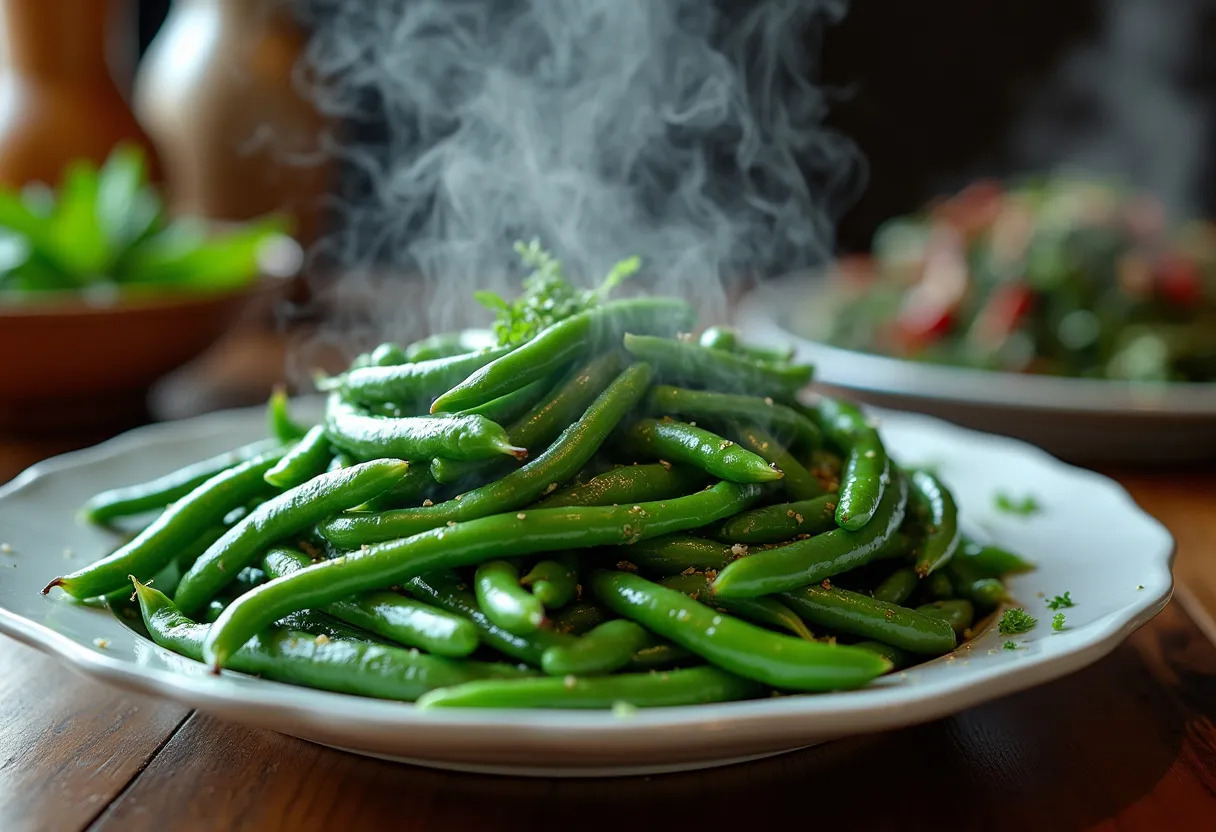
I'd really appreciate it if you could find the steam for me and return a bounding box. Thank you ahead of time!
[1008,0,1211,215]
[298,0,862,350]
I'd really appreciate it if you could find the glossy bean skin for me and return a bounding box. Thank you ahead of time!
[325,394,524,462]
[945,559,1007,610]
[327,346,511,406]
[430,352,623,487]
[781,584,958,655]
[267,389,309,443]
[955,538,1035,578]
[540,619,650,677]
[916,600,975,636]
[616,535,741,575]
[173,459,409,615]
[908,469,960,577]
[264,426,332,490]
[626,643,697,670]
[535,464,707,509]
[590,570,891,691]
[46,448,286,600]
[659,573,815,641]
[872,565,919,605]
[712,494,837,544]
[134,582,526,702]
[621,418,782,484]
[459,375,554,425]
[262,548,479,657]
[711,473,908,598]
[648,386,822,450]
[431,298,694,413]
[321,363,654,547]
[520,557,579,608]
[204,482,764,667]
[552,602,609,635]
[475,560,547,635]
[731,425,824,500]
[361,464,441,512]
[811,397,890,530]
[80,438,280,525]
[404,571,572,665]
[623,334,812,398]
[415,665,761,709]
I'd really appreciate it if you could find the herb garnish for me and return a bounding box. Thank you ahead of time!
[997,607,1037,634]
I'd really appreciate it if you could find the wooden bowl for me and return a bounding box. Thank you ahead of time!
[0,244,300,433]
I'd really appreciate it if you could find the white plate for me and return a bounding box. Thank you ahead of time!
[0,406,1173,776]
[735,271,1216,462]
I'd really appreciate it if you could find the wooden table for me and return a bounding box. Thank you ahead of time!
[3,335,1215,832]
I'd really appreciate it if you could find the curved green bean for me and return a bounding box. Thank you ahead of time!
[264,425,332,490]
[781,584,957,655]
[475,560,546,635]
[659,572,815,641]
[916,600,975,636]
[540,619,650,677]
[624,334,812,397]
[812,397,890,530]
[267,388,308,443]
[908,469,960,577]
[731,425,824,500]
[520,557,579,608]
[430,298,694,413]
[591,570,891,690]
[325,394,525,462]
[621,418,782,484]
[173,458,408,615]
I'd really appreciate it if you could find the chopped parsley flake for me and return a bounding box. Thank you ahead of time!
[994,491,1041,516]
[998,607,1037,634]
[1003,640,1018,650]
[1046,591,1074,610]
[1052,612,1066,631]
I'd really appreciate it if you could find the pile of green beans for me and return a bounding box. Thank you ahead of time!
[51,296,1029,710]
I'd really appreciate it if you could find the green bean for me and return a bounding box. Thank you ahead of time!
[591,570,890,690]
[362,465,439,511]
[325,346,512,406]
[327,452,354,472]
[648,386,822,450]
[908,469,960,577]
[325,394,525,463]
[731,425,824,499]
[262,548,479,657]
[552,602,608,635]
[617,535,741,575]
[46,448,286,600]
[812,397,890,530]
[955,538,1035,578]
[520,557,579,608]
[659,573,815,641]
[872,566,919,605]
[431,298,694,413]
[205,482,763,667]
[404,571,571,665]
[134,581,526,702]
[369,342,408,366]
[475,560,547,635]
[712,473,908,598]
[627,643,697,670]
[264,426,332,490]
[712,494,837,544]
[535,463,707,509]
[416,665,761,709]
[79,438,283,526]
[945,559,1007,610]
[852,640,915,670]
[267,388,309,443]
[540,619,650,677]
[459,375,554,424]
[93,527,226,608]
[321,363,654,546]
[782,584,957,655]
[173,459,408,615]
[621,418,782,483]
[431,352,623,487]
[624,334,812,398]
[698,326,795,363]
[403,329,495,362]
[916,600,975,636]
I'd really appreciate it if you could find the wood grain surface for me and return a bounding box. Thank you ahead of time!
[2,333,1215,832]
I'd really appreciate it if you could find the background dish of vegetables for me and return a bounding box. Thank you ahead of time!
[811,177,1216,382]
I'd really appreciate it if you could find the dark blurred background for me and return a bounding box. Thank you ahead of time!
[133,0,1216,253]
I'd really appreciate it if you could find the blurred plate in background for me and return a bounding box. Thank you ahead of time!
[736,271,1216,464]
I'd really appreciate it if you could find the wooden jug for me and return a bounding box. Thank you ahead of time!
[0,0,157,187]
[134,0,330,244]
